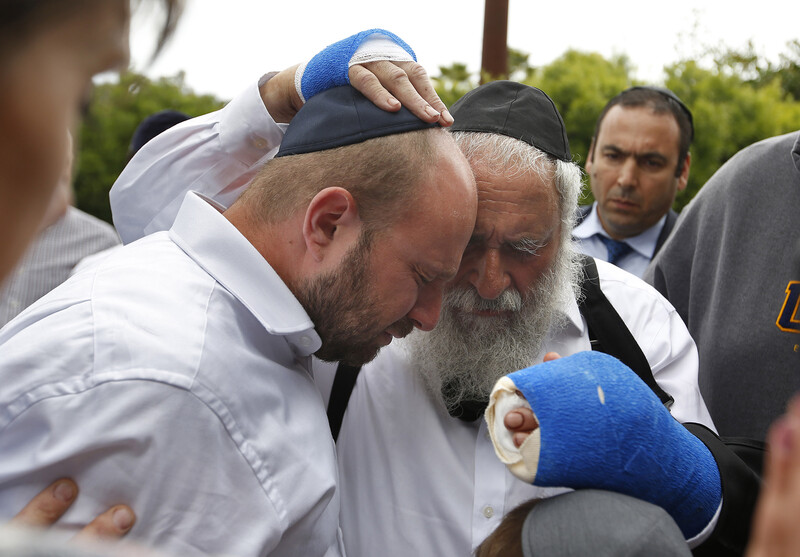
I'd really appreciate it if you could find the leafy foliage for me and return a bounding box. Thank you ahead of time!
[74,72,225,223]
[74,43,800,223]
[433,42,800,211]
[664,57,800,208]
[432,62,477,108]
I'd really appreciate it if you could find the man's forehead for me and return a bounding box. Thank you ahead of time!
[601,105,681,135]
[472,161,556,204]
[471,174,559,235]
[598,106,681,152]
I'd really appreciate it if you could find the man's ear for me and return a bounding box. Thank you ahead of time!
[676,152,691,191]
[303,187,361,262]
[585,138,596,173]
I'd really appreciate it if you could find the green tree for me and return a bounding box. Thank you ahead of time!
[665,57,800,209]
[776,40,800,100]
[74,71,225,223]
[524,50,634,192]
[712,39,800,100]
[434,44,800,211]
[432,62,477,108]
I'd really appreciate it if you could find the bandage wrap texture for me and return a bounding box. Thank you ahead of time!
[297,29,416,102]
[507,351,721,538]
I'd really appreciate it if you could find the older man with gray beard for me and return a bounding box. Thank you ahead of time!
[332,82,726,557]
[108,74,753,554]
[409,148,582,418]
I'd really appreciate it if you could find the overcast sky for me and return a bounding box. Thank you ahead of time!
[128,0,799,101]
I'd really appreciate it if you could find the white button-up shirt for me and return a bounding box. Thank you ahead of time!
[335,259,715,557]
[573,202,666,278]
[0,192,343,557]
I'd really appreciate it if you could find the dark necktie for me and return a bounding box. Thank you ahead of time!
[598,235,632,265]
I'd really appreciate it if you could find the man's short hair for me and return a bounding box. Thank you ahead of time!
[592,87,694,176]
[243,127,445,234]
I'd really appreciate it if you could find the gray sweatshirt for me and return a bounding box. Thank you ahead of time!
[645,131,800,442]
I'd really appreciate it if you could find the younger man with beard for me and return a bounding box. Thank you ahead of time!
[0,86,476,556]
[108,79,755,555]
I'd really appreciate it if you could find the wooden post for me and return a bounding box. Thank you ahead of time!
[480,0,509,83]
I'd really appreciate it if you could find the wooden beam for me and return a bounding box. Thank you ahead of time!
[480,0,509,83]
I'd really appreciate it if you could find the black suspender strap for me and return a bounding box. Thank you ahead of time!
[327,362,362,441]
[578,255,674,407]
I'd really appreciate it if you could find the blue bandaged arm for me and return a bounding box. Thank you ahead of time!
[295,29,417,102]
[485,351,722,539]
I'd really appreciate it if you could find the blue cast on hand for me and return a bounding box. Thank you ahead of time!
[297,28,416,102]
[508,351,721,539]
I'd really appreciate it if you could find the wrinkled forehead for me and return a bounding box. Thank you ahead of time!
[469,171,559,245]
[473,157,558,209]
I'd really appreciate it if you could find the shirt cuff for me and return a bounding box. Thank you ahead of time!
[218,74,286,166]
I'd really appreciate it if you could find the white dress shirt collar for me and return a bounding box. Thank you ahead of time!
[169,191,322,356]
[573,202,666,259]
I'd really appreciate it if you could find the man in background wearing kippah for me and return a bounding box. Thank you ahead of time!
[573,87,693,278]
[0,83,477,556]
[109,72,756,554]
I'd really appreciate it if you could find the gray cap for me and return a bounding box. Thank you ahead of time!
[522,490,691,557]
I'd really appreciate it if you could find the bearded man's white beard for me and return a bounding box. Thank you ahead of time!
[406,246,582,415]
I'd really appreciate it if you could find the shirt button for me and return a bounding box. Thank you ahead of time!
[253,137,268,149]
[299,335,313,347]
[482,506,494,519]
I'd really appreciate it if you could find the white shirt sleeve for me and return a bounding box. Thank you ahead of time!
[0,380,282,557]
[110,76,287,244]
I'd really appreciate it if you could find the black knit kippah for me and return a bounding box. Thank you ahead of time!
[276,85,440,157]
[449,81,571,162]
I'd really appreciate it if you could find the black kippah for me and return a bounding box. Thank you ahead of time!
[449,81,571,162]
[276,85,440,157]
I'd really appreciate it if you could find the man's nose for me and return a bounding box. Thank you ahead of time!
[617,157,639,188]
[408,285,442,332]
[469,249,510,300]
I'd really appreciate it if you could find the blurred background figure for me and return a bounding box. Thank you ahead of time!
[0,131,120,328]
[127,109,190,160]
[70,108,193,279]
[0,0,182,544]
[0,0,180,283]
